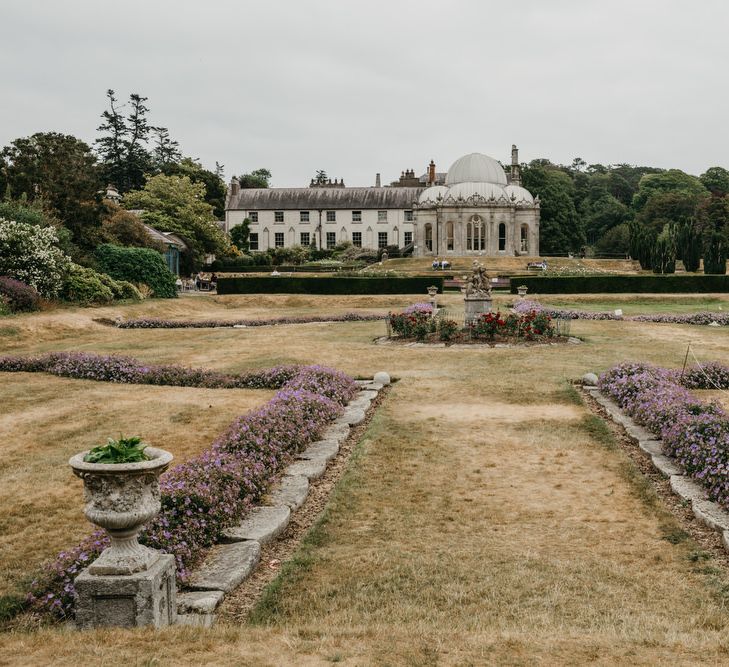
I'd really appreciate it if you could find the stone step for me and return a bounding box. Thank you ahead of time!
[187,541,261,593]
[221,506,290,544]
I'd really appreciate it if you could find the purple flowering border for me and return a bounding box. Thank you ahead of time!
[0,352,357,619]
[598,360,729,527]
[514,299,729,326]
[116,311,387,329]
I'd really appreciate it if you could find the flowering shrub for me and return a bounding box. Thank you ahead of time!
[598,361,729,522]
[514,299,729,326]
[118,312,386,329]
[0,276,40,312]
[0,351,330,392]
[631,312,729,326]
[0,218,70,297]
[438,318,459,341]
[513,299,620,321]
[22,357,356,618]
[470,309,554,341]
[471,311,505,340]
[388,306,434,339]
[681,362,729,390]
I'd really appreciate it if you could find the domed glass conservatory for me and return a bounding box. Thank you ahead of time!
[413,146,540,257]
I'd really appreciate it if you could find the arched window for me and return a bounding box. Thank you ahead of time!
[446,222,454,251]
[498,223,506,252]
[520,225,529,253]
[469,216,484,251]
[424,223,433,252]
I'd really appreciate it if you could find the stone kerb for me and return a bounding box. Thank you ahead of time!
[175,378,385,626]
[583,381,729,558]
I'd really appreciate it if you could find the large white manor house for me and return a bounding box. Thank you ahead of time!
[224,146,540,257]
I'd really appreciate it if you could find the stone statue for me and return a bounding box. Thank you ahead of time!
[465,260,491,297]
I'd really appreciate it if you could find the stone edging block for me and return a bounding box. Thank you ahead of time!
[177,378,386,624]
[298,439,339,463]
[221,506,291,544]
[187,541,261,593]
[285,458,328,481]
[177,590,225,615]
[266,474,309,510]
[591,386,729,544]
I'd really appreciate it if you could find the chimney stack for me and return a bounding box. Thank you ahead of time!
[375,173,381,188]
[229,177,240,197]
[510,145,521,185]
[428,160,436,185]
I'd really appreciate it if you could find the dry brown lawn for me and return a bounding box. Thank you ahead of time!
[1,294,729,665]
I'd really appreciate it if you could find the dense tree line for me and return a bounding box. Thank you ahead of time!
[1,90,727,274]
[0,90,238,270]
[520,158,728,273]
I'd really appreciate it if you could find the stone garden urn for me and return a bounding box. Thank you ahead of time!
[517,285,529,298]
[427,285,439,312]
[69,447,173,576]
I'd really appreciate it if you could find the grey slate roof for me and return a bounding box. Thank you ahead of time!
[230,187,423,211]
[140,222,188,250]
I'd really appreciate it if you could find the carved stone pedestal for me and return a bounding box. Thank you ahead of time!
[464,295,492,324]
[75,553,177,629]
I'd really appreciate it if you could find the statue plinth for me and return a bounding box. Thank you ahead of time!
[464,294,492,324]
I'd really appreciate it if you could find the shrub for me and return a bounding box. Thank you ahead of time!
[268,245,310,266]
[218,276,444,295]
[61,264,114,305]
[0,276,40,312]
[95,244,177,298]
[118,311,386,329]
[470,309,554,341]
[516,299,729,326]
[0,218,70,297]
[509,274,729,294]
[471,311,504,340]
[438,318,459,341]
[209,255,254,271]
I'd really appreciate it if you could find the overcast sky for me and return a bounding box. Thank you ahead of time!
[1,0,727,187]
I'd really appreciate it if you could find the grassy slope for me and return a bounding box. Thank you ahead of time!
[1,294,729,665]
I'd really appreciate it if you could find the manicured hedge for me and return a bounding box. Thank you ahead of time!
[510,275,729,294]
[95,244,177,298]
[217,276,444,295]
[211,264,361,273]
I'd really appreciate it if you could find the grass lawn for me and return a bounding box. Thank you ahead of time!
[1,293,729,665]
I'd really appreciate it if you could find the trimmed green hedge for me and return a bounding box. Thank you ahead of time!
[95,244,177,298]
[217,276,444,295]
[211,264,364,273]
[510,274,729,294]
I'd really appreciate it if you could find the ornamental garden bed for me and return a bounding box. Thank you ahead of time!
[0,352,357,620]
[383,303,576,346]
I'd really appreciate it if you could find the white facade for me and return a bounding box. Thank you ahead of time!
[224,147,540,256]
[225,187,420,251]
